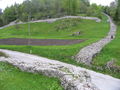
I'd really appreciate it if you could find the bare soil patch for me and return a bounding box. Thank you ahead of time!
[0,38,85,46]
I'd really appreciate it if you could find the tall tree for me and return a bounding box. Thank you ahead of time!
[0,8,2,15]
[115,0,120,21]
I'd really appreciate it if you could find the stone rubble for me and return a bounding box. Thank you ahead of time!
[0,14,120,90]
[0,49,99,90]
[75,14,117,65]
[0,49,120,90]
[0,16,101,30]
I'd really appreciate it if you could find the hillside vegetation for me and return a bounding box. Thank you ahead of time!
[0,0,103,26]
[0,15,108,39]
[0,62,63,90]
[92,26,120,73]
[1,0,120,89]
[1,15,119,78]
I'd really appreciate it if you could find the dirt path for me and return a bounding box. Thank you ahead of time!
[0,49,120,90]
[75,14,117,65]
[0,38,85,46]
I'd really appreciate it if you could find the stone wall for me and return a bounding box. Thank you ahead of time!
[0,49,99,90]
[0,16,101,30]
[75,14,117,65]
[0,49,120,90]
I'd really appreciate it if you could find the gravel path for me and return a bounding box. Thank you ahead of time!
[0,49,120,90]
[0,16,101,30]
[75,14,117,65]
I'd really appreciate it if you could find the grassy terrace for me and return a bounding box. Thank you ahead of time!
[0,62,63,90]
[0,15,108,39]
[93,25,120,71]
[94,25,120,66]
[0,15,110,67]
[0,15,112,90]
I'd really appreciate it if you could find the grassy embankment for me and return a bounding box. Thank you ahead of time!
[0,15,112,90]
[0,52,63,90]
[0,15,109,66]
[0,15,108,39]
[0,62,63,90]
[92,25,120,73]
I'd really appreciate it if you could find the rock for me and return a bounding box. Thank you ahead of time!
[105,59,120,72]
[71,32,81,36]
[75,14,117,65]
[0,16,101,30]
[106,59,115,70]
[0,49,120,90]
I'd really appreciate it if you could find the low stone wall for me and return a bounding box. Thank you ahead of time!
[0,49,99,90]
[0,16,101,30]
[0,49,120,90]
[75,14,117,65]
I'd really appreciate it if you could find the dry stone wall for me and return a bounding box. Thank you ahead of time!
[0,16,101,30]
[0,49,99,90]
[0,49,120,90]
[75,14,117,65]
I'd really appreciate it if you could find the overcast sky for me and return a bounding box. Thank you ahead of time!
[0,0,115,11]
[90,0,115,6]
[0,0,25,10]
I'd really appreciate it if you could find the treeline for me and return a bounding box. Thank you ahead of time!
[104,0,120,23]
[0,0,103,26]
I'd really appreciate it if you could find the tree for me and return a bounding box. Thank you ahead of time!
[87,4,102,18]
[0,0,104,26]
[115,0,120,21]
[109,2,117,18]
[0,8,2,15]
[3,6,17,24]
[0,8,3,26]
[71,0,79,15]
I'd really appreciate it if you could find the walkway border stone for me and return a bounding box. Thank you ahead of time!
[75,14,117,65]
[0,49,120,90]
[0,16,101,30]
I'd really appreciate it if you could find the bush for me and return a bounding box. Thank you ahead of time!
[55,18,81,31]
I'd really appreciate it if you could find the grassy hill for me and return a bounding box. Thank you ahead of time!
[0,15,112,90]
[0,15,110,67]
[0,16,108,39]
[92,25,120,77]
[0,62,63,90]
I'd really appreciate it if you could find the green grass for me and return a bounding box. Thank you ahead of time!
[0,39,97,65]
[0,15,109,39]
[0,15,113,89]
[0,15,110,66]
[93,25,120,67]
[0,62,63,90]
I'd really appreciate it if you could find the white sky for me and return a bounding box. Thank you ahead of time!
[90,0,115,6]
[0,0,24,11]
[0,0,116,11]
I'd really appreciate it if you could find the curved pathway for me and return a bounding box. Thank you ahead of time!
[0,49,120,90]
[0,16,101,30]
[75,14,117,65]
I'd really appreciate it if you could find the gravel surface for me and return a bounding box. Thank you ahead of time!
[0,49,120,90]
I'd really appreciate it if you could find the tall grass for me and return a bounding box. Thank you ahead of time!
[0,62,63,90]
